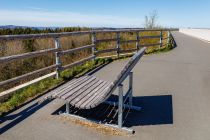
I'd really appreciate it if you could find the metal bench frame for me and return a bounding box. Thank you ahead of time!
[63,47,146,133]
[64,72,140,133]
[105,71,141,127]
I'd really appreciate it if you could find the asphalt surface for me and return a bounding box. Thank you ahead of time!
[1,32,210,140]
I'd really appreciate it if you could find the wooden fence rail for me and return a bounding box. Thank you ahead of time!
[0,29,177,41]
[0,48,59,64]
[0,28,178,101]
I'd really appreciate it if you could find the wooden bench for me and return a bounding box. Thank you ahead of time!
[49,47,146,132]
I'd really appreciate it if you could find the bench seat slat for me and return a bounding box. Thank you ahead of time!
[75,81,109,108]
[69,80,104,105]
[85,83,113,109]
[50,78,78,97]
[55,76,93,98]
[51,76,88,97]
[62,77,98,100]
[79,82,112,109]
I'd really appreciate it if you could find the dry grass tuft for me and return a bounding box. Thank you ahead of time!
[58,115,130,136]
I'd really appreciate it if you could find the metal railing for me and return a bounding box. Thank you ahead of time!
[0,28,178,101]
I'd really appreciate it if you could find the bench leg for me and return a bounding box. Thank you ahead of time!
[104,72,142,112]
[129,72,133,107]
[66,102,70,114]
[118,84,123,128]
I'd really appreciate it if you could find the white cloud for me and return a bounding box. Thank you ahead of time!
[0,9,144,27]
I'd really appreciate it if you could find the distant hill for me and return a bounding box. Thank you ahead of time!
[0,25,58,30]
[0,25,144,31]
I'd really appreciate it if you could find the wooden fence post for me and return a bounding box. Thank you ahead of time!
[167,31,170,45]
[116,32,120,58]
[136,32,140,51]
[54,37,61,79]
[159,30,163,49]
[91,32,96,61]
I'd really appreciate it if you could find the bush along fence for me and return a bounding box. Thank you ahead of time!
[0,29,178,103]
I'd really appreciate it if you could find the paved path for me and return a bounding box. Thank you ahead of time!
[180,28,210,42]
[1,32,210,140]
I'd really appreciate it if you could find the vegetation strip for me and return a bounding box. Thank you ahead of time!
[0,58,112,116]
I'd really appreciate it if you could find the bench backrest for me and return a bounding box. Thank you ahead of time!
[113,47,146,86]
[97,47,146,105]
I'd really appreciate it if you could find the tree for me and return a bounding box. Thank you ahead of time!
[144,10,159,29]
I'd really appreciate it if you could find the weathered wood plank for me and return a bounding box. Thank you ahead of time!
[61,76,97,99]
[91,32,96,58]
[55,38,61,79]
[116,47,146,85]
[75,80,105,108]
[0,29,178,41]
[82,82,112,109]
[70,80,104,106]
[136,32,140,50]
[93,28,178,33]
[61,44,95,55]
[86,82,113,109]
[65,78,100,102]
[0,64,57,87]
[52,76,89,97]
[55,76,92,98]
[50,77,85,97]
[0,31,91,41]
[0,48,59,64]
[116,32,120,58]
[62,55,95,70]
[75,81,109,108]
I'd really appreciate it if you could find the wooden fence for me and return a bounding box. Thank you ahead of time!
[0,29,178,101]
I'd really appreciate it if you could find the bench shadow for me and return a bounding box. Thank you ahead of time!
[0,99,52,135]
[52,94,173,128]
[124,95,173,127]
[105,94,173,127]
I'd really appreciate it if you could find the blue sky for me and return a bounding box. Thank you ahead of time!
[0,0,209,28]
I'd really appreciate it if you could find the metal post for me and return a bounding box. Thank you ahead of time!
[136,32,140,51]
[54,38,61,79]
[167,31,170,45]
[159,30,163,49]
[91,32,96,61]
[129,72,133,107]
[116,32,120,58]
[66,101,70,114]
[118,84,123,128]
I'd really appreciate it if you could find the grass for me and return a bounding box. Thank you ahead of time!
[0,42,174,116]
[145,43,174,55]
[0,78,62,115]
